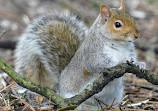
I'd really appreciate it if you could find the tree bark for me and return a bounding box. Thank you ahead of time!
[0,57,158,109]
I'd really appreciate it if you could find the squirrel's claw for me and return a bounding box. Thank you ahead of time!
[126,59,134,65]
[126,60,146,71]
[133,61,146,70]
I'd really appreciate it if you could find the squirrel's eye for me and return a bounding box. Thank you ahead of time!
[114,20,123,30]
[115,22,122,28]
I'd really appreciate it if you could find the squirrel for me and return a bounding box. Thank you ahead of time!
[15,0,146,109]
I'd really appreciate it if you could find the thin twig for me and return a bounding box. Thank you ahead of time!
[94,96,104,110]
[0,82,16,93]
[11,94,36,111]
[107,98,117,110]
[0,93,7,109]
[134,84,158,91]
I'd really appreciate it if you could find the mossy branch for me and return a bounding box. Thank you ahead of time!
[0,57,158,109]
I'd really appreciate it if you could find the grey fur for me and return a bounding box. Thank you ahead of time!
[15,10,146,110]
[59,14,146,109]
[15,12,88,91]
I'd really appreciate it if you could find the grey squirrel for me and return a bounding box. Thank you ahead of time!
[15,0,146,109]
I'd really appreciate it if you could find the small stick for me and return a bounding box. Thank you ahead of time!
[0,82,16,93]
[94,96,104,110]
[0,93,7,109]
[134,84,158,91]
[11,94,36,111]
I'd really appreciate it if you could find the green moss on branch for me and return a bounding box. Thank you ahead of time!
[0,57,158,109]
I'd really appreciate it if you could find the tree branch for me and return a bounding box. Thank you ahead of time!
[0,57,158,109]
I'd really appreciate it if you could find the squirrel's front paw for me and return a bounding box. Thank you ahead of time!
[133,61,146,70]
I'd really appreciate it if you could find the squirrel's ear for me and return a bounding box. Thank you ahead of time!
[119,0,125,11]
[100,5,111,24]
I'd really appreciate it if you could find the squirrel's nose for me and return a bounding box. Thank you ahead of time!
[132,29,139,39]
[134,33,139,39]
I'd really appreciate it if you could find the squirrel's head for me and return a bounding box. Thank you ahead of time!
[100,0,139,42]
